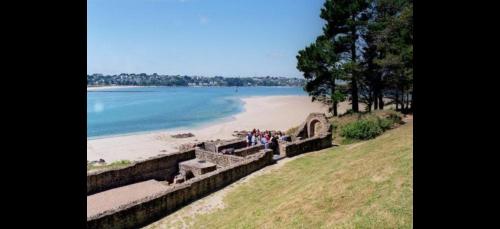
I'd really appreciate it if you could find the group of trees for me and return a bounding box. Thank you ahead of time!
[297,0,413,115]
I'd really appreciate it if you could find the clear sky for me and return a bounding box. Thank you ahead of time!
[87,0,326,77]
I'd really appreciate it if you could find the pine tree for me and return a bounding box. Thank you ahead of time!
[373,0,413,112]
[297,36,346,116]
[297,0,412,114]
[320,0,370,112]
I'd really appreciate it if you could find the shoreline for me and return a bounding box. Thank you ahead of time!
[87,85,303,91]
[87,114,239,141]
[87,85,145,91]
[87,95,331,163]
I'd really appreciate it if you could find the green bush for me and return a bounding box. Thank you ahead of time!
[331,110,405,142]
[385,110,403,124]
[378,117,394,131]
[109,160,131,166]
[340,119,383,140]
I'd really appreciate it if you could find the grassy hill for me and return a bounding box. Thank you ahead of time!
[148,118,413,228]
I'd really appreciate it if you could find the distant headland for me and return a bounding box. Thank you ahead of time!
[87,74,305,87]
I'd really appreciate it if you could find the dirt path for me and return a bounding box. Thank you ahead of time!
[403,114,413,122]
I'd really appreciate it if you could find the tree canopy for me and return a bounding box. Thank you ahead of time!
[297,0,413,115]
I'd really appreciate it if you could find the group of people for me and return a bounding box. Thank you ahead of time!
[246,129,287,152]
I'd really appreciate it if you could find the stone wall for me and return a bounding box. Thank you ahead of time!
[203,139,247,153]
[87,149,274,229]
[293,113,332,140]
[233,144,265,157]
[195,148,245,167]
[279,132,332,158]
[87,149,196,195]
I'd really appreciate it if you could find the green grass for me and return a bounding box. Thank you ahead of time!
[87,160,132,172]
[150,120,413,228]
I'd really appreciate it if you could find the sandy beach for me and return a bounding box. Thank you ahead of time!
[87,95,345,163]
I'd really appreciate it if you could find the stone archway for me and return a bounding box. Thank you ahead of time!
[292,113,332,140]
[308,119,323,138]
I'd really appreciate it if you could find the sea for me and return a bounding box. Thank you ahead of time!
[87,86,307,139]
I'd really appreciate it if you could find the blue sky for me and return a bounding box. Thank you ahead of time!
[87,0,326,77]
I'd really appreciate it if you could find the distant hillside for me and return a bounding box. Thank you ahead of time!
[87,74,305,87]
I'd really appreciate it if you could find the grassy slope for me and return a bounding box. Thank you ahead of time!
[151,121,413,228]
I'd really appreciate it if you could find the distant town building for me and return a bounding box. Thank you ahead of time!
[87,74,305,87]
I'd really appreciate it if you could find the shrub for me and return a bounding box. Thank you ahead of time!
[109,160,131,166]
[340,119,383,140]
[285,126,299,135]
[330,120,339,132]
[341,109,356,116]
[331,110,405,142]
[385,110,403,124]
[378,117,394,131]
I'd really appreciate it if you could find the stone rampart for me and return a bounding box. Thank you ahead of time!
[194,148,245,167]
[87,149,196,195]
[87,149,274,229]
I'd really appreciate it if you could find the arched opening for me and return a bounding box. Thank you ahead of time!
[308,119,323,138]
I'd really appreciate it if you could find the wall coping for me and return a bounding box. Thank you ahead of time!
[87,149,196,176]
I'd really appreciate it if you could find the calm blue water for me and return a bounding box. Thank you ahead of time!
[87,87,307,138]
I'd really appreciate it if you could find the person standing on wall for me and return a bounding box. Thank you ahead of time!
[251,132,257,146]
[246,131,252,147]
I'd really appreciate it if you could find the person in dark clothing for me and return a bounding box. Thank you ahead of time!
[270,134,279,154]
[246,131,252,147]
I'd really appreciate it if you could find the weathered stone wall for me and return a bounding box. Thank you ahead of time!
[195,148,245,167]
[203,139,247,153]
[233,144,265,157]
[87,149,274,229]
[179,159,217,177]
[293,113,332,140]
[202,141,217,152]
[279,132,332,158]
[294,122,308,141]
[87,149,196,195]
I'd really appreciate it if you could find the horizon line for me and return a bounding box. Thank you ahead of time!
[87,73,304,79]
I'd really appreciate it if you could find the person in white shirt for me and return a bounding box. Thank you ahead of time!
[251,133,257,146]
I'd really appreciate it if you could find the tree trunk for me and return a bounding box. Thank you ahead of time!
[373,83,379,110]
[333,101,338,116]
[368,87,374,112]
[401,88,405,112]
[378,93,384,110]
[410,91,414,112]
[331,83,338,116]
[351,79,359,112]
[376,73,383,110]
[395,92,399,110]
[350,16,359,112]
[406,91,410,113]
